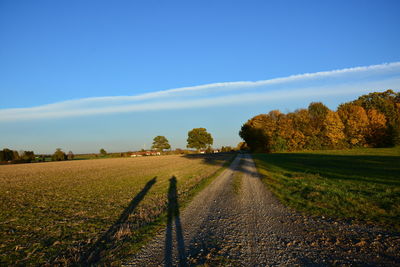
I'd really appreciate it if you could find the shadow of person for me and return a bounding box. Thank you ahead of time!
[165,176,187,267]
[82,176,157,265]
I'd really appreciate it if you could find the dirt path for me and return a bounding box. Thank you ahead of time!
[124,154,400,266]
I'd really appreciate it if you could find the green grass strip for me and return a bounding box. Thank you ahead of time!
[252,147,400,231]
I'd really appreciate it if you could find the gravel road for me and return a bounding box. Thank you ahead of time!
[124,154,400,266]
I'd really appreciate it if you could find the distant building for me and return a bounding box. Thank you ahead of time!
[130,151,161,157]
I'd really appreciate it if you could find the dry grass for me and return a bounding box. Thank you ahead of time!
[0,154,232,265]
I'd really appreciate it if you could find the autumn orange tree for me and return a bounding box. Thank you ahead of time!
[323,110,345,147]
[350,90,400,146]
[239,90,399,152]
[366,109,387,147]
[337,104,369,147]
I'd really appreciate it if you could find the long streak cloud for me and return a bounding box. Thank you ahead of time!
[1,62,400,121]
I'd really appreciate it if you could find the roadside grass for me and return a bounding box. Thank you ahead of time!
[252,147,400,230]
[0,153,234,266]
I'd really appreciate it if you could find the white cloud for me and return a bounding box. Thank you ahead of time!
[1,62,399,121]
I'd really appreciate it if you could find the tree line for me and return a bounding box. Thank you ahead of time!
[239,90,400,152]
[0,127,217,164]
[0,149,35,163]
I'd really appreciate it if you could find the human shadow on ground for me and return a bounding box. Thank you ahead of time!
[81,176,157,265]
[165,176,187,267]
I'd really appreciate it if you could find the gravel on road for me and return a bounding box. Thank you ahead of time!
[124,154,400,266]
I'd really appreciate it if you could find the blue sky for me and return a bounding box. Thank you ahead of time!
[1,0,399,154]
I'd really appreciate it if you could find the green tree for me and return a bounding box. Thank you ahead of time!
[308,102,329,121]
[239,112,282,152]
[151,136,171,151]
[187,128,213,151]
[0,148,15,161]
[20,151,35,162]
[100,148,107,156]
[52,148,67,161]
[307,102,331,148]
[239,123,270,152]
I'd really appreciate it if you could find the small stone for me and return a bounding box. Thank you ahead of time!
[355,240,367,247]
[386,246,396,253]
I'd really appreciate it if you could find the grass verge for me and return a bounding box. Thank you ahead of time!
[252,147,400,230]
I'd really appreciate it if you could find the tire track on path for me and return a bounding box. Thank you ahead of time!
[124,153,400,266]
[123,154,242,266]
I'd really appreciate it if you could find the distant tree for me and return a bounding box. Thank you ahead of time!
[308,102,330,122]
[100,148,107,156]
[67,151,75,160]
[240,105,344,152]
[12,151,20,161]
[237,142,249,151]
[0,148,15,161]
[205,146,213,153]
[302,103,329,149]
[258,110,287,151]
[37,155,45,162]
[52,148,67,161]
[151,136,171,151]
[350,90,400,146]
[338,104,369,147]
[238,91,397,152]
[187,128,213,151]
[352,90,399,123]
[288,109,309,150]
[221,146,232,152]
[239,114,273,152]
[366,109,387,147]
[20,151,35,162]
[322,110,345,147]
[175,148,184,154]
